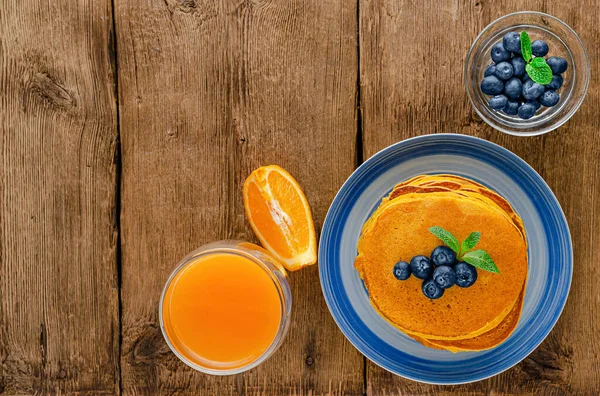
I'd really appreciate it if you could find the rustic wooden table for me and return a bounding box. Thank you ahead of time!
[1,0,599,394]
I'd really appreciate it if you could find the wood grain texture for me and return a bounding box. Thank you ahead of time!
[1,0,598,394]
[0,0,119,394]
[114,0,362,394]
[360,0,600,394]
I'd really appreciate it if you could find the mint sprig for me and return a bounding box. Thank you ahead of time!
[526,59,553,84]
[428,226,460,253]
[520,31,532,62]
[462,250,500,274]
[520,31,553,85]
[531,56,547,68]
[461,231,481,253]
[428,227,499,273]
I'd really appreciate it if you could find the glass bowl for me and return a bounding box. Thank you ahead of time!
[465,11,590,136]
[159,241,292,375]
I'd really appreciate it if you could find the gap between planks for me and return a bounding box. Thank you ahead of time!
[109,0,123,394]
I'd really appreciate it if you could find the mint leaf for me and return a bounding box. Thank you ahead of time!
[530,57,546,68]
[520,31,532,62]
[460,232,481,256]
[526,61,553,85]
[428,226,460,254]
[462,249,500,273]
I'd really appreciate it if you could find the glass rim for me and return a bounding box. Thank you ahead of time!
[464,11,590,136]
[158,241,292,375]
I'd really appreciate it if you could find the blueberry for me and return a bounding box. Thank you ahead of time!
[481,76,504,95]
[518,102,537,119]
[545,74,563,91]
[491,42,511,63]
[522,80,545,100]
[547,56,568,74]
[527,100,541,110]
[510,56,526,78]
[504,78,523,99]
[489,95,508,110]
[422,278,444,299]
[540,90,560,107]
[503,100,520,115]
[433,266,456,289]
[484,64,497,77]
[392,261,411,280]
[531,40,549,57]
[503,32,521,53]
[430,246,457,267]
[410,255,433,280]
[494,61,513,80]
[522,73,531,82]
[454,262,478,288]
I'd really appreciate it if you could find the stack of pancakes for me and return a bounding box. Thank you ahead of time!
[355,174,528,352]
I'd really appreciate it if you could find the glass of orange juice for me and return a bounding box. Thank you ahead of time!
[159,241,292,375]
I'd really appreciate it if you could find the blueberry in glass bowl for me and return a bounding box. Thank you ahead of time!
[480,31,561,121]
[465,12,590,136]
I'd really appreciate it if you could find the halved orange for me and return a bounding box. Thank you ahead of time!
[243,165,317,271]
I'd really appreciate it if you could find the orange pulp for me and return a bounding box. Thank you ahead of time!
[161,253,282,369]
[243,165,317,271]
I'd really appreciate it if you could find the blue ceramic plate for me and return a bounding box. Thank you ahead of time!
[319,134,572,384]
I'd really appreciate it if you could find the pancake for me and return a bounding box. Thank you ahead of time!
[396,175,526,238]
[367,185,525,255]
[410,287,525,352]
[356,194,527,339]
[355,175,528,350]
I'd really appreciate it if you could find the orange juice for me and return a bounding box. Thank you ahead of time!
[161,248,287,372]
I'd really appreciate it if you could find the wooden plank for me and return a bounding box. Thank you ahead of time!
[115,0,362,394]
[0,0,119,394]
[360,0,600,394]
